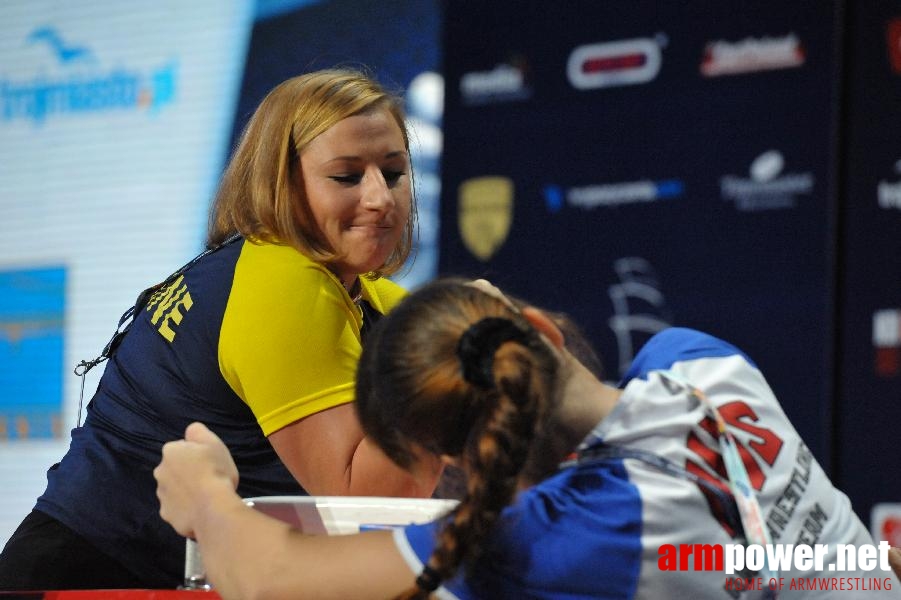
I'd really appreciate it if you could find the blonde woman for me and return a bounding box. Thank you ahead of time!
[0,68,440,591]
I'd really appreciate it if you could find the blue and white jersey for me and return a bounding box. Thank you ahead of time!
[393,328,899,599]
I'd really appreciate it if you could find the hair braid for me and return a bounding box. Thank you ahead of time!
[409,341,547,598]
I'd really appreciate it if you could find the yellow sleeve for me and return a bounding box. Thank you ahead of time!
[219,243,368,436]
[359,274,408,315]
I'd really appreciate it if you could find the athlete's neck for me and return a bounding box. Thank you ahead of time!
[519,351,621,486]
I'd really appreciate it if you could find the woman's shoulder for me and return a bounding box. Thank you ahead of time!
[239,240,318,268]
[235,241,333,286]
[622,327,756,384]
[361,276,408,314]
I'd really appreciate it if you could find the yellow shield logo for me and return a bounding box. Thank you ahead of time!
[458,176,514,261]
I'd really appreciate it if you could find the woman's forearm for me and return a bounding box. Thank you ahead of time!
[193,491,291,600]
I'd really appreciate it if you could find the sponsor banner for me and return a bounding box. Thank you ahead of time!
[888,18,901,74]
[544,178,684,213]
[460,60,532,106]
[0,2,251,425]
[700,33,806,77]
[567,35,665,90]
[877,159,901,211]
[0,266,65,439]
[871,503,901,548]
[457,176,514,261]
[720,150,814,211]
[873,309,901,378]
[606,257,673,378]
[0,27,177,124]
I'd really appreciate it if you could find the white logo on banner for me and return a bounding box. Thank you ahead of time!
[877,159,901,211]
[607,257,672,377]
[701,33,805,77]
[460,61,531,105]
[720,150,813,211]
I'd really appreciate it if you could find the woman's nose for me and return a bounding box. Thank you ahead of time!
[361,167,395,210]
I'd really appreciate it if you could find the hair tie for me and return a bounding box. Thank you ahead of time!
[456,317,529,390]
[415,564,442,592]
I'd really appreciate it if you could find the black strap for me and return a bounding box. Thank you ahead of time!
[415,564,442,593]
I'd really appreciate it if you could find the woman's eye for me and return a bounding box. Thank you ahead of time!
[330,175,362,185]
[383,171,406,186]
[329,171,406,186]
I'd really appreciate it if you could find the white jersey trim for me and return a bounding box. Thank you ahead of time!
[391,526,461,600]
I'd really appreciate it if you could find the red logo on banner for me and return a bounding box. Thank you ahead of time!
[883,516,901,547]
[873,309,901,377]
[567,37,663,90]
[872,503,901,548]
[888,19,901,74]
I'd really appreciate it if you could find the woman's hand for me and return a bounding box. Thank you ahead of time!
[154,422,240,539]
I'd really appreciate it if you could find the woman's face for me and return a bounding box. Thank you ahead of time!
[299,107,412,283]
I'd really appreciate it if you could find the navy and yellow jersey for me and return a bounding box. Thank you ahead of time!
[35,237,406,587]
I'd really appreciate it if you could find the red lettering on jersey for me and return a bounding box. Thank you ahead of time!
[717,402,784,466]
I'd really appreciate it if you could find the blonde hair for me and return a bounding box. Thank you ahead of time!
[207,68,416,277]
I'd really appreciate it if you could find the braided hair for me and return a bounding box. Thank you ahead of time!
[355,278,561,597]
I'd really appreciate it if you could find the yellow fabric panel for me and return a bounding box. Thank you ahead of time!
[359,272,407,315]
[218,241,406,436]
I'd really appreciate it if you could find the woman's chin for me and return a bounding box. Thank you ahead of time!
[341,254,391,277]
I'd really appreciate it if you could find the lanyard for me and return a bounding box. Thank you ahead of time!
[659,370,778,595]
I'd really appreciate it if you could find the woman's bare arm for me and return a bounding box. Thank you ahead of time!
[268,403,442,497]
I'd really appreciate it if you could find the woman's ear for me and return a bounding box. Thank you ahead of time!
[521,307,565,349]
